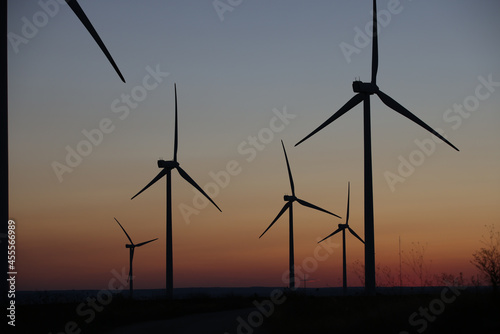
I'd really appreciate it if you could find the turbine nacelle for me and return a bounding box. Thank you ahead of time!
[338,223,348,229]
[284,195,296,202]
[157,160,179,169]
[352,81,379,94]
[125,244,133,248]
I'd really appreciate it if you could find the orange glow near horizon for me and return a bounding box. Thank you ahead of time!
[14,194,493,290]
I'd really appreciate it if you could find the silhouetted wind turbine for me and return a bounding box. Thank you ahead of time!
[66,0,126,82]
[259,140,341,289]
[114,218,158,299]
[295,0,459,295]
[318,182,364,294]
[131,84,221,299]
[301,274,316,293]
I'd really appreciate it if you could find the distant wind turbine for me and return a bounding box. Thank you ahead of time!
[131,83,221,299]
[301,274,315,291]
[295,0,459,295]
[114,218,158,299]
[259,140,341,289]
[318,182,364,294]
[66,0,126,82]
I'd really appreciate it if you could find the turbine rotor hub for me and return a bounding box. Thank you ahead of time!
[126,244,133,248]
[352,81,379,94]
[283,195,296,202]
[339,223,348,229]
[157,160,179,169]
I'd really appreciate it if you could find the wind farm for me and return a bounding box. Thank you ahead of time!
[6,0,500,333]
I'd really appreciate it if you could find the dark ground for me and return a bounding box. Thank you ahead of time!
[12,290,500,333]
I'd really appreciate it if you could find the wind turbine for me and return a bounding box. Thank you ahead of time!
[131,83,221,299]
[66,0,126,82]
[259,140,341,289]
[318,182,364,294]
[295,0,459,295]
[114,218,158,299]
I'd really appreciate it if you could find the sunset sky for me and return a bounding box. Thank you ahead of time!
[8,0,500,291]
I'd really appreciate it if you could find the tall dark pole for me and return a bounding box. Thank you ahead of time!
[166,169,173,300]
[399,235,402,288]
[342,229,347,294]
[289,203,295,289]
[129,248,134,299]
[1,0,8,307]
[363,96,376,295]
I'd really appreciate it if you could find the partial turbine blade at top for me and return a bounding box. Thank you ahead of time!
[173,83,178,162]
[259,202,291,238]
[296,198,341,219]
[281,140,295,196]
[295,94,364,147]
[135,238,159,247]
[318,227,342,243]
[348,226,365,244]
[176,166,222,212]
[65,0,126,83]
[131,169,167,200]
[114,217,133,244]
[371,0,379,84]
[376,90,459,151]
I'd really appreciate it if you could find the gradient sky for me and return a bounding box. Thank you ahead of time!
[8,0,500,290]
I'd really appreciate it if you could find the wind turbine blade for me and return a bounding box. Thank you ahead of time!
[281,140,295,196]
[295,94,364,147]
[318,228,342,243]
[173,83,178,162]
[135,238,159,247]
[65,0,126,83]
[346,182,350,225]
[371,0,378,84]
[131,169,167,200]
[296,198,341,219]
[376,90,459,151]
[176,166,222,212]
[259,202,291,238]
[348,227,365,244]
[114,217,133,244]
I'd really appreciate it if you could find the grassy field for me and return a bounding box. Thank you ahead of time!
[14,290,500,333]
